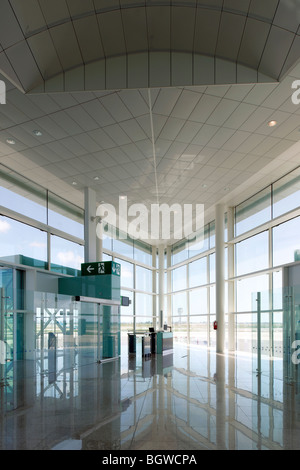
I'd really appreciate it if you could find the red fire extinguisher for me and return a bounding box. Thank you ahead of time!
[213,320,218,330]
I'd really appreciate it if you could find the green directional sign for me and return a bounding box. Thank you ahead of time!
[81,261,121,277]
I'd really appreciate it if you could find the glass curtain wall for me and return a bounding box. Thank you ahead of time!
[0,164,84,274]
[102,224,155,351]
[168,165,300,355]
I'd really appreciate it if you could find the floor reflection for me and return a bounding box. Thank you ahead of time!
[0,343,300,450]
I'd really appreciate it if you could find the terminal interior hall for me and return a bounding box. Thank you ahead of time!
[1,0,300,451]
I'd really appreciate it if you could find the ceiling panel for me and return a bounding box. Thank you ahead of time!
[73,16,105,63]
[96,10,126,57]
[5,41,43,91]
[0,0,24,49]
[146,6,171,51]
[216,11,246,62]
[171,6,195,52]
[171,89,201,119]
[189,94,221,123]
[194,9,221,55]
[66,0,95,18]
[259,26,295,79]
[10,0,46,36]
[122,7,148,53]
[38,0,70,26]
[27,31,62,81]
[49,23,83,71]
[237,17,271,70]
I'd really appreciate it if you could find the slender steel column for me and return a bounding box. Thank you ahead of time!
[84,187,97,263]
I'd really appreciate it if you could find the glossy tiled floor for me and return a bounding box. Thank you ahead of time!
[1,342,300,450]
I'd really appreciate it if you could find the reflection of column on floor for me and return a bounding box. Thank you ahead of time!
[0,287,5,385]
[25,271,36,362]
[216,353,226,449]
[228,352,236,449]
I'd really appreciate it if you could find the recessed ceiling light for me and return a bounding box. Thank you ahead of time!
[94,176,99,181]
[268,120,277,127]
[6,139,15,145]
[33,130,42,136]
[72,181,77,185]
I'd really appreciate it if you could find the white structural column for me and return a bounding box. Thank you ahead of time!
[84,187,97,263]
[158,245,165,329]
[215,204,225,353]
[152,247,157,328]
[166,246,172,327]
[96,219,103,262]
[227,207,235,351]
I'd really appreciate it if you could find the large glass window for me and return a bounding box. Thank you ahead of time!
[235,187,271,236]
[134,240,152,265]
[273,167,300,219]
[115,257,134,289]
[135,265,153,292]
[172,265,187,292]
[235,231,269,276]
[273,216,300,266]
[0,166,47,223]
[48,192,84,239]
[0,216,47,267]
[50,235,84,273]
[189,257,207,288]
[172,291,187,318]
[112,230,134,258]
[236,274,269,312]
[135,293,153,330]
[188,224,209,258]
[189,288,207,315]
[172,239,188,265]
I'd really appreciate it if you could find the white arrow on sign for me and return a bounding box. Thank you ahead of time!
[87,265,94,273]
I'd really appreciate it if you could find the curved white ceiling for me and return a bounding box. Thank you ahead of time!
[0,0,299,93]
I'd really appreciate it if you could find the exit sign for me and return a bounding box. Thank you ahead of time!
[81,261,121,276]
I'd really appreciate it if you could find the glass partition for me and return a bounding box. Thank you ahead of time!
[250,285,300,384]
[0,286,121,412]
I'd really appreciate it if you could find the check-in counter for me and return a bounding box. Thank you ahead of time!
[156,331,173,355]
[128,332,151,356]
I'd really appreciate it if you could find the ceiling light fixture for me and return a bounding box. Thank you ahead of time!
[94,176,99,181]
[268,120,277,127]
[6,139,15,145]
[72,181,77,186]
[33,130,42,136]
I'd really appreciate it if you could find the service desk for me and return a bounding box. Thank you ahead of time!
[156,331,173,355]
[128,332,151,356]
